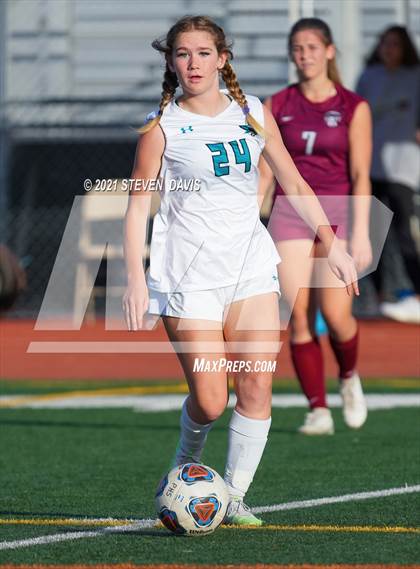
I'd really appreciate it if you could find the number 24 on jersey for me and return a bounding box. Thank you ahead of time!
[206,138,251,176]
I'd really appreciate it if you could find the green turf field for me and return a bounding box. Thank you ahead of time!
[0,380,419,565]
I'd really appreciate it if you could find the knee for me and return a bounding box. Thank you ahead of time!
[291,306,311,336]
[189,395,227,423]
[322,310,354,338]
[235,372,272,410]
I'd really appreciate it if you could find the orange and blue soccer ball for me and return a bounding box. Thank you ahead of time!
[155,463,229,536]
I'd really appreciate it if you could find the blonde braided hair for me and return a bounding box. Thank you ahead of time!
[139,16,265,138]
[138,64,178,134]
[220,61,265,137]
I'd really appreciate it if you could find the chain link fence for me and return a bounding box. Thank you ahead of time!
[2,112,141,318]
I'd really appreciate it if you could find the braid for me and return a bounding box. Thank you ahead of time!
[221,62,265,138]
[221,61,247,107]
[139,64,178,134]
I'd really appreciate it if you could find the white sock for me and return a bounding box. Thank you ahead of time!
[174,398,213,466]
[224,409,271,499]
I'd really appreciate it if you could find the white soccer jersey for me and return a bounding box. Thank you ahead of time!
[147,91,280,292]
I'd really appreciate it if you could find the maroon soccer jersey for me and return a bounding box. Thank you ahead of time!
[271,83,365,197]
[269,83,365,241]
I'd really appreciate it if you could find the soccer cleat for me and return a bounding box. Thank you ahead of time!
[298,407,334,435]
[380,296,420,324]
[223,497,263,527]
[340,372,367,429]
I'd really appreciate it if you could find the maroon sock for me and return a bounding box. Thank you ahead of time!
[290,338,326,409]
[329,328,359,379]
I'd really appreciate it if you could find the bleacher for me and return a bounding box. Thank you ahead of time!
[4,0,420,133]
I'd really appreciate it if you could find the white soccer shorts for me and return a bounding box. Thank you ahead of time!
[148,268,280,322]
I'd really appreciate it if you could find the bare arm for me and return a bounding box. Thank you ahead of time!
[257,97,275,211]
[257,154,275,211]
[349,102,373,272]
[123,125,165,329]
[264,96,272,112]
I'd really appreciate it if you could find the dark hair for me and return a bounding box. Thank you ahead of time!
[366,25,419,67]
[288,17,342,85]
[140,15,264,136]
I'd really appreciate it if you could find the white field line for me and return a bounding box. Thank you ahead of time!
[1,393,419,411]
[0,485,419,551]
[0,520,155,551]
[252,484,420,514]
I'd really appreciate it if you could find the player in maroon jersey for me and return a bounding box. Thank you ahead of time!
[262,18,373,434]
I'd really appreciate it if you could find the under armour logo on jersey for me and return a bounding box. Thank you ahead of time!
[180,125,193,134]
[324,111,342,127]
[239,124,257,136]
[280,115,294,122]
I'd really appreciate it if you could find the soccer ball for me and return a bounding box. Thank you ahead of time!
[155,463,229,536]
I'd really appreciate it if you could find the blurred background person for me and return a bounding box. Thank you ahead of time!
[0,245,26,314]
[262,18,372,435]
[356,25,420,324]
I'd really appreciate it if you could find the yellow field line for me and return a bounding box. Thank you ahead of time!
[0,384,190,408]
[1,518,419,534]
[0,518,133,527]
[228,523,420,534]
[0,379,243,407]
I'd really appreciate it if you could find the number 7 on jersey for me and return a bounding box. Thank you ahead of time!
[302,131,317,155]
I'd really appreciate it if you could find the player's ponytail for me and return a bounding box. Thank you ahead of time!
[288,18,343,85]
[221,61,265,138]
[326,58,342,85]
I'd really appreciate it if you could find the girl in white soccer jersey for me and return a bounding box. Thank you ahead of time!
[123,15,358,526]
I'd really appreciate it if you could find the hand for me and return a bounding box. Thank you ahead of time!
[327,241,359,296]
[122,278,149,331]
[350,234,373,273]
